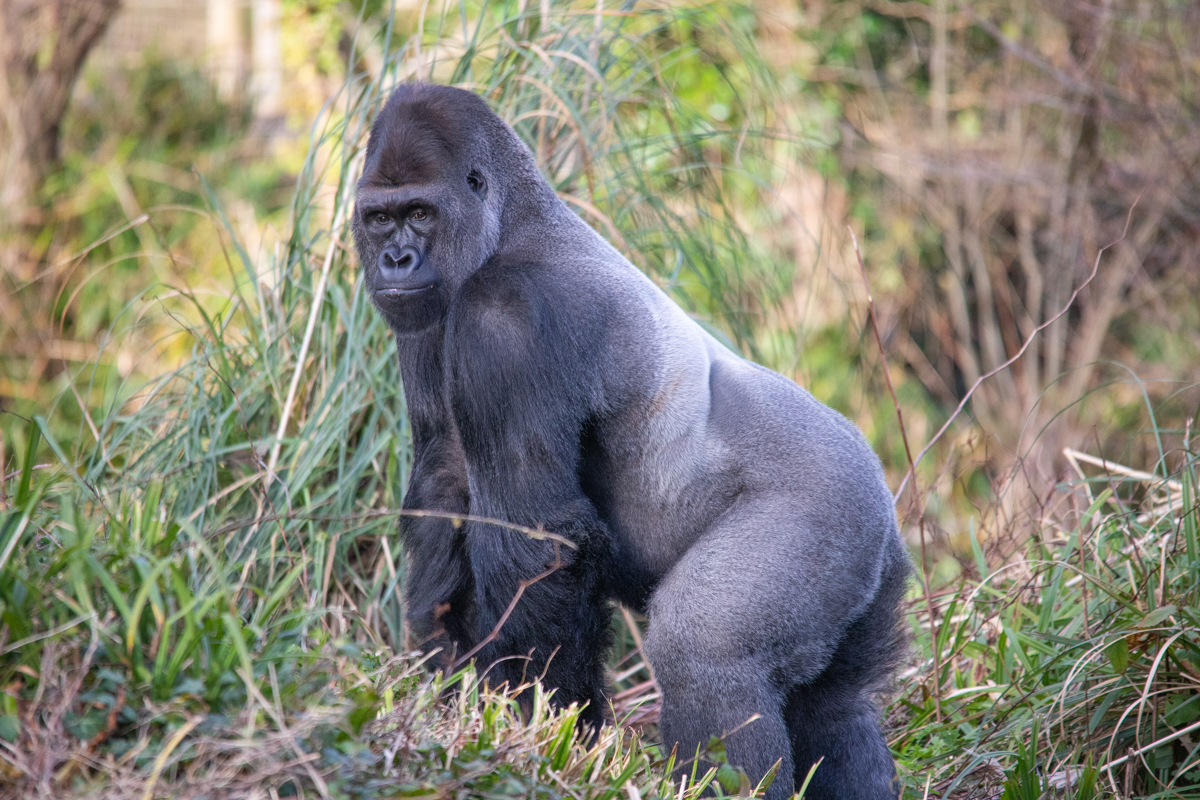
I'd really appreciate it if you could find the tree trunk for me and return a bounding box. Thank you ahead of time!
[0,0,121,230]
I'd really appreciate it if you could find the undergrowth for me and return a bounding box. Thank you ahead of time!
[2,2,1200,799]
[896,450,1200,799]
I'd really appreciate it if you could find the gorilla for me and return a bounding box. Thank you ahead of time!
[353,83,910,800]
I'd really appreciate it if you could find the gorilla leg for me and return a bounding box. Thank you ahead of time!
[785,689,895,800]
[645,502,904,800]
[649,645,793,800]
[644,511,829,800]
[785,538,909,800]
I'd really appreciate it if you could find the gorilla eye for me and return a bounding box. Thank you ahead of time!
[370,212,392,227]
[409,208,428,222]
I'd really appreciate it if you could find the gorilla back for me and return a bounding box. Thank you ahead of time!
[353,83,910,800]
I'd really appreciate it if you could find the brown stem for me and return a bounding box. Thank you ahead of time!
[850,227,943,722]
[894,199,1139,501]
[452,545,565,670]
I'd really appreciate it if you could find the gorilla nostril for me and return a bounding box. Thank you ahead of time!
[380,245,421,276]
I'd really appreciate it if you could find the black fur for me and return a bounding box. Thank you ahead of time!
[353,83,910,799]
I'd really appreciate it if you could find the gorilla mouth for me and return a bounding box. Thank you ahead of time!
[376,285,435,296]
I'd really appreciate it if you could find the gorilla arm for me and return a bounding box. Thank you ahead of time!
[445,260,613,725]
[398,439,474,662]
[395,333,475,664]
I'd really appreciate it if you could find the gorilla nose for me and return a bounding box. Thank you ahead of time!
[379,244,422,278]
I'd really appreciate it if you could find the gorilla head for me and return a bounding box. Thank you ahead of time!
[353,84,543,333]
[354,83,910,800]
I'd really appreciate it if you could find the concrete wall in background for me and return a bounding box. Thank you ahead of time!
[92,0,282,120]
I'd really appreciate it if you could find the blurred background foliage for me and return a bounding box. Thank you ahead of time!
[1,0,1199,797]
[3,0,1197,558]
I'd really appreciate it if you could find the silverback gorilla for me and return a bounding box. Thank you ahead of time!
[353,83,910,800]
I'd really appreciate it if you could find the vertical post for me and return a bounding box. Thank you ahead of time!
[931,0,948,140]
[207,0,244,101]
[251,0,283,120]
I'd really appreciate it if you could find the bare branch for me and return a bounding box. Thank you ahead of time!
[893,199,1139,501]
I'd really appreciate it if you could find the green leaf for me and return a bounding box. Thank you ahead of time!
[548,710,576,771]
[64,709,107,741]
[1106,638,1130,673]
[714,763,742,795]
[1073,764,1098,800]
[345,688,380,736]
[124,556,173,657]
[796,758,821,799]
[1166,694,1200,727]
[0,714,19,742]
[968,516,987,578]
[14,418,42,507]
[1138,604,1177,628]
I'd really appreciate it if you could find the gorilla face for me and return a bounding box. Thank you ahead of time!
[355,180,459,333]
[353,87,499,334]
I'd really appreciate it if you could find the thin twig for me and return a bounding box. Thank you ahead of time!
[452,548,566,669]
[205,507,577,550]
[850,227,943,721]
[894,199,1140,501]
[1063,448,1183,492]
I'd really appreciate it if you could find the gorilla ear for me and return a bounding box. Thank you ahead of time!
[467,170,487,200]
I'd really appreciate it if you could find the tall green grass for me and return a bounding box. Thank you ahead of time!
[893,445,1200,799]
